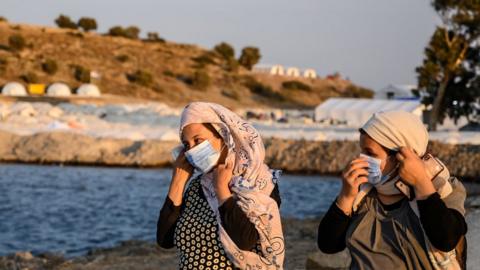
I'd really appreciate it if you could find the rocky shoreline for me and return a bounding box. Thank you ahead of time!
[0,218,319,270]
[0,130,478,181]
[2,205,480,270]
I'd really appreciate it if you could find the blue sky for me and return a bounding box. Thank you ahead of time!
[1,0,440,90]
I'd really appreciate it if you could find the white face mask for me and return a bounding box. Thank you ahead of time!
[360,153,383,185]
[184,140,222,174]
[360,153,401,195]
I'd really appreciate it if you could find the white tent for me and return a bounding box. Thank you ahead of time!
[77,84,101,97]
[314,98,424,127]
[1,82,27,96]
[46,83,71,97]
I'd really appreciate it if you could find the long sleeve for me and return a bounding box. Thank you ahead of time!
[219,184,282,251]
[156,196,182,249]
[317,200,351,254]
[417,193,467,252]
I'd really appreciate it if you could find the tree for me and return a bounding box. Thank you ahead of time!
[214,42,235,60]
[124,26,140,39]
[238,47,261,70]
[415,1,480,130]
[108,26,125,37]
[78,17,97,32]
[55,14,78,29]
[73,65,91,83]
[42,59,58,75]
[146,32,165,42]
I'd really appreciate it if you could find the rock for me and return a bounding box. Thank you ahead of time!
[15,251,33,261]
[306,250,351,270]
[0,130,478,181]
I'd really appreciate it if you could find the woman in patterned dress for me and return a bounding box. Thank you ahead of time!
[157,102,285,270]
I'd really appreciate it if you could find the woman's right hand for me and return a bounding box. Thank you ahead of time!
[172,150,194,183]
[168,150,194,206]
[336,157,369,215]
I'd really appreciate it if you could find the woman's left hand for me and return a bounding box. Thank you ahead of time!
[214,160,234,205]
[396,147,435,199]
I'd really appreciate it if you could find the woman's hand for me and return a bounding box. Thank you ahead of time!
[172,150,194,182]
[336,157,369,215]
[214,160,233,205]
[396,147,435,200]
[168,150,194,206]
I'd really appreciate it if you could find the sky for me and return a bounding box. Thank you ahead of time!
[0,0,440,91]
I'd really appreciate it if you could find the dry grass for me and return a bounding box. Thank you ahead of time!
[0,21,372,109]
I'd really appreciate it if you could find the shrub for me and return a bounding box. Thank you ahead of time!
[282,80,311,91]
[192,70,211,90]
[176,74,193,85]
[225,57,239,72]
[115,54,129,63]
[42,59,58,75]
[146,32,165,42]
[344,85,374,98]
[192,53,216,68]
[73,65,91,83]
[108,26,126,37]
[213,42,235,60]
[127,70,153,87]
[8,34,26,51]
[163,70,175,77]
[0,57,7,75]
[221,88,241,100]
[108,26,140,39]
[243,76,283,100]
[67,31,84,38]
[55,14,78,29]
[78,17,97,32]
[238,47,261,70]
[0,16,7,22]
[124,26,140,39]
[20,71,39,83]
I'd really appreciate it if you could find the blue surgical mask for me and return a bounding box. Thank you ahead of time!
[360,153,383,185]
[360,153,402,195]
[184,140,222,173]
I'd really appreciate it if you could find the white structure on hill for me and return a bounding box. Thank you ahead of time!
[46,83,71,97]
[253,64,317,79]
[375,84,417,100]
[77,84,101,97]
[314,98,424,127]
[1,82,28,96]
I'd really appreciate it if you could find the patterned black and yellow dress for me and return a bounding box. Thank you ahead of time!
[157,176,280,269]
[174,177,234,269]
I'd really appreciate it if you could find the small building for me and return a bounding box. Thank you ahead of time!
[28,84,46,95]
[253,64,318,79]
[375,84,417,100]
[303,69,317,79]
[46,83,71,97]
[1,82,28,96]
[314,98,424,127]
[77,84,101,97]
[286,67,301,77]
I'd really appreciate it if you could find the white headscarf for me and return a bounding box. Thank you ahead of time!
[361,110,429,156]
[179,102,285,270]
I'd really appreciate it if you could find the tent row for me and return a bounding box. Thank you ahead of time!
[1,82,101,97]
[314,98,424,127]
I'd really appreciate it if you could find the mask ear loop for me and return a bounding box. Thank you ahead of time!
[381,150,400,182]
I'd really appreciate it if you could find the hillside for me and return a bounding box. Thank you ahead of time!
[0,21,373,108]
